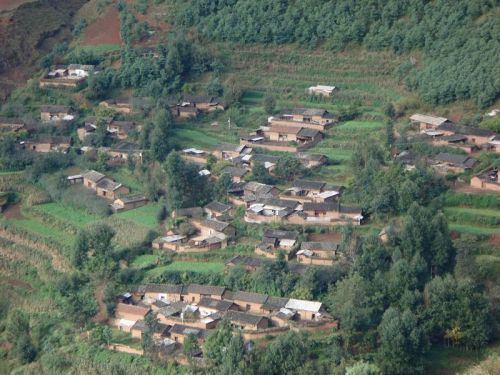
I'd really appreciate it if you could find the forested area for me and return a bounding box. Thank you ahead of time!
[171,0,499,107]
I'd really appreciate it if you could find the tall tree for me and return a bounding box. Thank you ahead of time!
[150,108,174,162]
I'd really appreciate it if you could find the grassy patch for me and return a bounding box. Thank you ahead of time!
[449,224,500,235]
[444,207,500,218]
[35,202,101,227]
[73,43,121,55]
[116,203,162,229]
[130,254,158,268]
[146,261,224,276]
[171,127,230,149]
[106,168,144,192]
[476,255,500,279]
[5,217,74,246]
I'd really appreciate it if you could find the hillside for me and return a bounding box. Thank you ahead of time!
[0,0,86,99]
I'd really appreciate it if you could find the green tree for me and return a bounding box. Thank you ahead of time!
[183,334,200,358]
[260,332,309,375]
[150,108,174,162]
[204,319,233,367]
[249,162,276,184]
[142,313,159,356]
[14,334,37,364]
[274,154,306,181]
[156,205,167,223]
[264,95,276,114]
[207,77,224,97]
[5,309,30,343]
[384,102,395,120]
[376,308,428,374]
[346,361,381,375]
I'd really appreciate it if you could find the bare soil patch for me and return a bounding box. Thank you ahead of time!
[0,277,32,290]
[2,202,24,219]
[83,4,121,46]
[489,234,500,248]
[0,0,35,12]
[451,181,492,194]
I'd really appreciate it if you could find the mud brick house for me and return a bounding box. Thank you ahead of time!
[220,166,249,183]
[261,296,289,315]
[212,143,253,161]
[141,284,184,304]
[39,64,96,88]
[430,152,478,174]
[246,154,280,172]
[152,235,188,251]
[0,117,24,131]
[130,320,170,339]
[284,299,325,321]
[108,120,141,140]
[470,168,500,192]
[269,108,337,130]
[224,255,264,272]
[488,135,500,153]
[174,106,200,119]
[425,132,478,154]
[198,297,238,317]
[235,182,280,206]
[255,229,299,260]
[40,105,74,122]
[106,142,142,161]
[81,170,129,200]
[245,198,299,223]
[280,179,343,203]
[183,284,226,304]
[82,170,106,190]
[290,202,363,226]
[191,218,236,239]
[240,126,322,152]
[226,291,269,314]
[204,201,232,219]
[181,148,209,164]
[296,241,339,266]
[114,303,151,332]
[410,113,451,131]
[181,95,225,112]
[99,97,135,114]
[169,324,207,345]
[110,194,147,213]
[224,310,270,331]
[22,136,72,153]
[297,153,328,169]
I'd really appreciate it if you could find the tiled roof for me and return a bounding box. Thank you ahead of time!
[204,201,232,213]
[231,291,268,304]
[186,284,226,296]
[224,310,267,325]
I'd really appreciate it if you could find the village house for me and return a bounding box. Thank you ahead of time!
[169,324,207,345]
[81,170,129,200]
[470,168,500,192]
[212,143,253,161]
[108,120,141,140]
[268,108,337,131]
[424,132,478,154]
[224,310,270,331]
[141,284,184,304]
[181,95,225,112]
[22,136,72,153]
[289,202,363,226]
[181,148,209,164]
[39,64,96,88]
[245,198,299,224]
[40,105,74,122]
[204,201,233,219]
[297,153,328,169]
[99,97,135,114]
[224,255,264,272]
[0,117,25,131]
[130,320,170,339]
[261,296,289,315]
[280,179,343,203]
[220,166,249,183]
[114,303,151,332]
[110,194,147,213]
[255,229,299,260]
[106,142,142,161]
[198,297,238,317]
[284,299,325,321]
[430,152,478,174]
[183,284,226,304]
[228,181,281,207]
[152,234,188,251]
[191,218,236,239]
[410,113,451,131]
[488,135,500,153]
[173,106,200,119]
[241,126,322,153]
[226,291,269,314]
[306,85,336,97]
[296,241,339,266]
[246,154,280,172]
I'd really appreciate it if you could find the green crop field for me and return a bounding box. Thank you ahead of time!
[131,254,158,268]
[35,202,101,227]
[444,207,500,218]
[116,203,162,229]
[146,261,224,276]
[5,217,74,246]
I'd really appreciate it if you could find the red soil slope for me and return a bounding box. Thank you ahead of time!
[83,4,121,46]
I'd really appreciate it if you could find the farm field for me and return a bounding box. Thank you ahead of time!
[3,217,74,246]
[116,203,162,229]
[448,224,500,236]
[145,261,225,276]
[34,202,101,227]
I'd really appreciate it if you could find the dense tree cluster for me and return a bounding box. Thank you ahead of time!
[172,0,499,107]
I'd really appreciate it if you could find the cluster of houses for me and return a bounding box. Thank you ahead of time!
[409,113,499,191]
[411,113,499,154]
[240,107,336,152]
[39,64,98,88]
[112,283,332,352]
[255,229,340,265]
[166,95,225,119]
[67,169,147,213]
[78,116,142,141]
